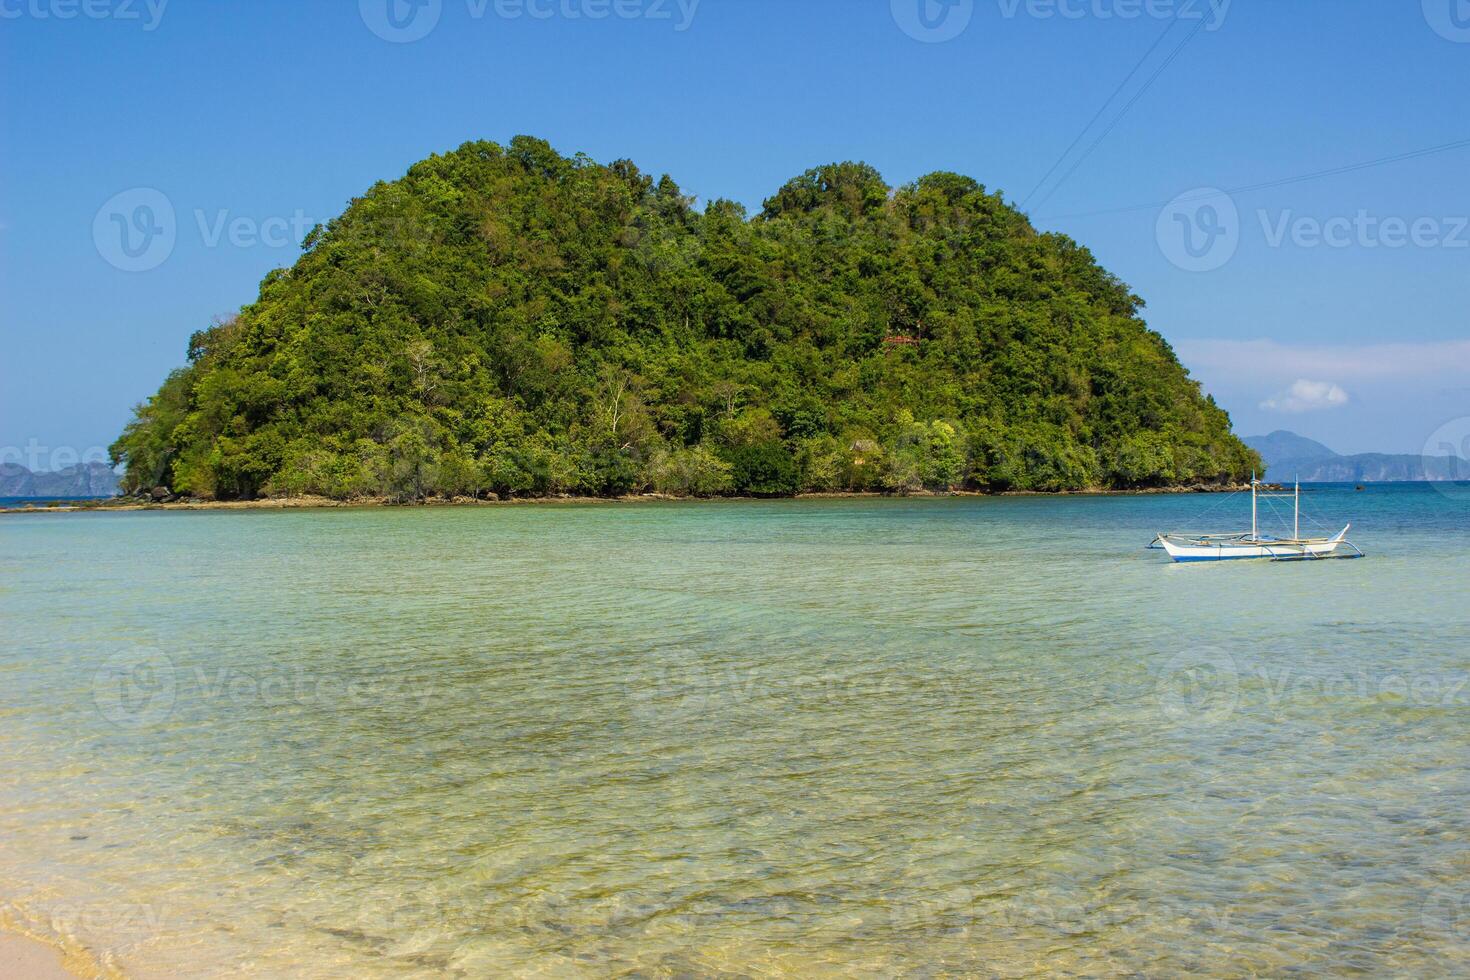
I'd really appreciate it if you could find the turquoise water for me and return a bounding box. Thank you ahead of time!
[1,487,1467,977]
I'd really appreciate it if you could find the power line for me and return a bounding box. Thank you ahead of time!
[1018,15,1182,210]
[1038,137,1470,221]
[1028,11,1212,214]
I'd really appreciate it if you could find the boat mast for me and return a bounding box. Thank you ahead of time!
[1294,477,1300,540]
[1251,472,1258,540]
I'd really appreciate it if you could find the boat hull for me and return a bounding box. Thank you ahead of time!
[1156,527,1353,563]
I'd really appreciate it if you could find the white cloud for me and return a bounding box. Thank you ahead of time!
[1175,338,1470,381]
[1259,379,1350,413]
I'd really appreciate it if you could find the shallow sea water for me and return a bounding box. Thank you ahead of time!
[1,486,1467,977]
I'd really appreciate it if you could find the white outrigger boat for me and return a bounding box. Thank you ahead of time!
[1150,478,1363,563]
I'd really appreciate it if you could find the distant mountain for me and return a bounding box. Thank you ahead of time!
[1243,431,1337,465]
[1244,430,1469,482]
[0,461,120,498]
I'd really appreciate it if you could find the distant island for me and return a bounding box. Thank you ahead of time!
[111,137,1258,502]
[1245,430,1468,482]
[0,461,119,498]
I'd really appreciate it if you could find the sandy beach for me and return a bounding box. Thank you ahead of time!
[0,933,74,979]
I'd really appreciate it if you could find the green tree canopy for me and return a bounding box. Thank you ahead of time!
[112,136,1259,500]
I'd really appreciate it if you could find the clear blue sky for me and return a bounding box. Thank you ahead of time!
[3,0,1467,467]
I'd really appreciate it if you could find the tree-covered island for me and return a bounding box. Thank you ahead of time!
[111,137,1259,501]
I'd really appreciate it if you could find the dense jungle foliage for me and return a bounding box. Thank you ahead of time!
[112,137,1259,499]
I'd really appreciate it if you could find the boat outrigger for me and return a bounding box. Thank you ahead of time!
[1150,478,1363,563]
